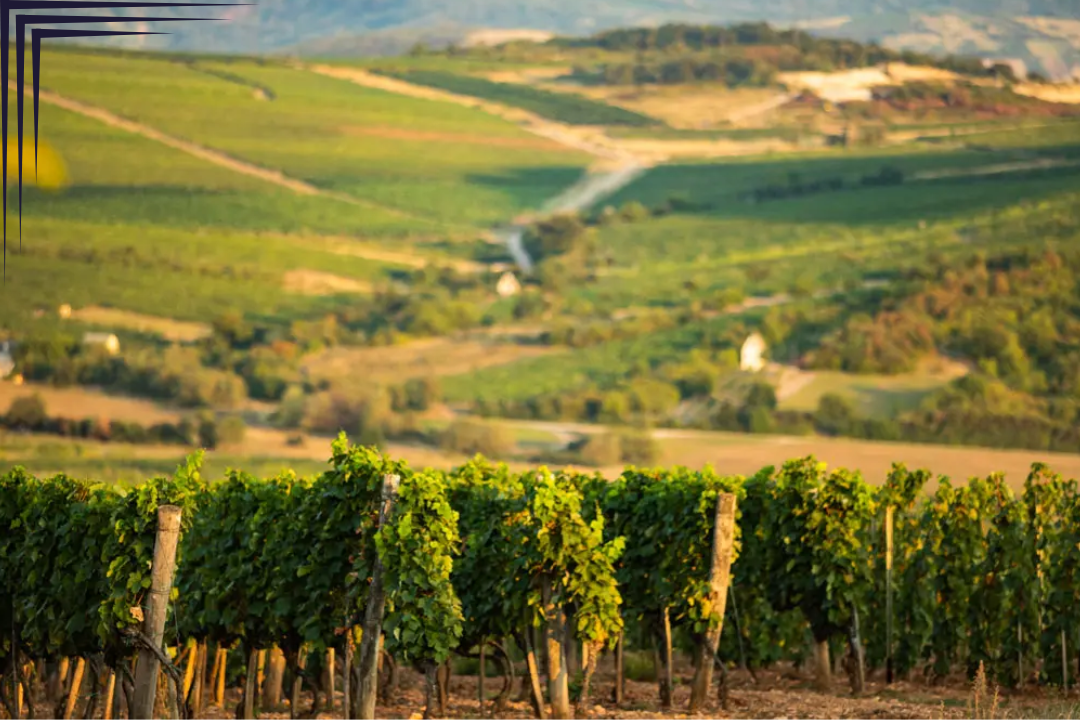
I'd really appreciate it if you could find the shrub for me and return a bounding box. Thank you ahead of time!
[440,418,515,458]
[619,431,660,465]
[579,433,622,467]
[5,394,47,429]
[218,415,247,446]
[197,416,219,450]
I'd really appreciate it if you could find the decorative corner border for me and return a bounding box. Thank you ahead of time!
[3,0,251,278]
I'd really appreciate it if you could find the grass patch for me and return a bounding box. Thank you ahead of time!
[21,48,590,228]
[371,68,659,127]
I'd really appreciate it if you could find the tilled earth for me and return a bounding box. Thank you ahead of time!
[192,662,1080,719]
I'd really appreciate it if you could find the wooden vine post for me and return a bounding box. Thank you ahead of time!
[356,474,400,720]
[477,639,486,709]
[243,647,259,720]
[885,506,894,684]
[103,671,117,720]
[63,657,86,720]
[541,577,571,720]
[214,649,227,707]
[689,492,738,713]
[343,634,353,720]
[10,618,19,720]
[613,633,625,705]
[132,505,183,720]
[191,643,207,717]
[326,648,336,712]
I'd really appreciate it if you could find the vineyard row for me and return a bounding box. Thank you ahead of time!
[2,434,1080,719]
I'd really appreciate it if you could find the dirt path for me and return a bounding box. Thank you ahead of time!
[911,155,1080,180]
[304,64,637,163]
[12,81,416,218]
[303,64,657,273]
[724,91,794,124]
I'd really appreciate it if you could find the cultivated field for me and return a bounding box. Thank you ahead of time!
[301,336,560,385]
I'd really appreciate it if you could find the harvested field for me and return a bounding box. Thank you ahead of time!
[1014,82,1080,104]
[283,269,373,296]
[339,124,574,152]
[280,234,486,273]
[301,337,561,384]
[653,429,1080,490]
[463,28,555,48]
[557,85,780,129]
[0,382,181,425]
[71,306,213,342]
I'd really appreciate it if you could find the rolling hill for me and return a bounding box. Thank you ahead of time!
[20,0,1080,78]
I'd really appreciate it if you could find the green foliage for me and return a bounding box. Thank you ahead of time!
[371,69,657,126]
[557,22,1011,81]
[440,418,516,458]
[4,393,47,428]
[380,470,464,667]
[9,435,1080,692]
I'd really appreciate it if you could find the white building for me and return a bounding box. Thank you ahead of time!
[496,271,521,298]
[83,332,121,356]
[0,341,14,379]
[740,333,767,373]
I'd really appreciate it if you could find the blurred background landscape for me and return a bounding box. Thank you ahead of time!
[4,0,1080,487]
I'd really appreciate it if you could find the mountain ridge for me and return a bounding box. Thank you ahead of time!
[18,1,1080,78]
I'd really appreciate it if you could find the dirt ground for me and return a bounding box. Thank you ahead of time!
[184,660,1080,720]
[282,269,374,296]
[300,338,560,385]
[70,306,213,343]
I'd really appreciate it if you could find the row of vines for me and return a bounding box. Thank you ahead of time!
[2,436,1080,720]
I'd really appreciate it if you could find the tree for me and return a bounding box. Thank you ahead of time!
[618,430,660,464]
[440,418,515,458]
[815,393,855,436]
[218,415,247,446]
[5,393,47,429]
[579,433,622,467]
[198,415,219,449]
[404,376,441,411]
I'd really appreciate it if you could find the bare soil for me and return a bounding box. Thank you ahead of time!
[70,306,213,343]
[339,124,576,152]
[282,269,374,296]
[300,338,560,384]
[188,661,1019,720]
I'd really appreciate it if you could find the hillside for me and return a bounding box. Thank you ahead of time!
[5,34,1080,484]
[23,0,1080,78]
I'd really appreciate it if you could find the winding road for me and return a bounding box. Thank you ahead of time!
[302,64,655,273]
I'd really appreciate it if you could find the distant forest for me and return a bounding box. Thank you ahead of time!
[551,22,1018,88]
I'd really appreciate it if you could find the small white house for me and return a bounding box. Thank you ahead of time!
[496,271,521,298]
[740,333,767,373]
[83,332,121,356]
[0,341,14,380]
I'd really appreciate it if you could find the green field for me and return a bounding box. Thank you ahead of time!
[778,368,963,416]
[371,68,659,127]
[7,39,1080,464]
[442,309,767,403]
[1,45,600,332]
[25,47,591,228]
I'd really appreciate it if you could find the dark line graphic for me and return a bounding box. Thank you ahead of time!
[3,0,249,278]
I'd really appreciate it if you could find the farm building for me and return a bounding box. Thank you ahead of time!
[83,332,121,356]
[0,341,14,379]
[740,333,767,373]
[496,272,521,298]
